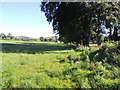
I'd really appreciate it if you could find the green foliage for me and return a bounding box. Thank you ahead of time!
[1,40,120,88]
[57,41,120,88]
[0,33,6,39]
[39,36,58,42]
[41,2,120,46]
[94,41,120,66]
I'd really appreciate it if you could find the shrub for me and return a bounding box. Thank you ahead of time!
[55,41,120,88]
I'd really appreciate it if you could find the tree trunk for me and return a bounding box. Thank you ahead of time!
[113,27,118,41]
[109,27,112,40]
[83,23,90,46]
[83,38,89,46]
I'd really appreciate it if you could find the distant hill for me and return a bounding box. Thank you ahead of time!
[15,36,36,40]
[16,36,32,39]
[45,36,58,39]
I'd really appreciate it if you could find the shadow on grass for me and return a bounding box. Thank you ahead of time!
[1,42,75,54]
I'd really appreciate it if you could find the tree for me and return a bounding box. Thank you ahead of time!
[7,33,14,39]
[41,2,92,46]
[103,2,120,41]
[40,37,44,42]
[0,33,6,39]
[41,2,120,46]
[44,38,48,42]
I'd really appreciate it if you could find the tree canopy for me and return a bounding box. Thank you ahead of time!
[41,2,120,46]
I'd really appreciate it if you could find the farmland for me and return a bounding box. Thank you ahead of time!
[1,40,120,89]
[1,40,75,88]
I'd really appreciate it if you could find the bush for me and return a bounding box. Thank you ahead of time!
[94,41,120,67]
[55,41,120,88]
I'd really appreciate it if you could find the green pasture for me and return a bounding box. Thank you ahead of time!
[1,40,75,88]
[1,40,120,88]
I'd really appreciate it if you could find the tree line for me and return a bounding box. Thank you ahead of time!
[0,33,14,40]
[41,2,120,46]
[0,33,58,42]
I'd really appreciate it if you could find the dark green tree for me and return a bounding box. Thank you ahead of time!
[40,37,44,42]
[41,2,120,46]
[7,33,14,39]
[0,33,6,39]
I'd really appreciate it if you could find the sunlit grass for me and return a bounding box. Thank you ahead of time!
[1,40,119,88]
[2,52,72,88]
[89,44,97,47]
[1,40,74,88]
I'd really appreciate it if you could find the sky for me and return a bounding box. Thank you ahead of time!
[0,1,55,38]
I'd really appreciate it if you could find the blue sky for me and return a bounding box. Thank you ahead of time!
[0,2,54,38]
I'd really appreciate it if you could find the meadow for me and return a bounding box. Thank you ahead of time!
[1,40,75,88]
[1,40,120,89]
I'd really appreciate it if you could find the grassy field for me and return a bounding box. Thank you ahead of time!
[1,40,75,88]
[1,40,120,88]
